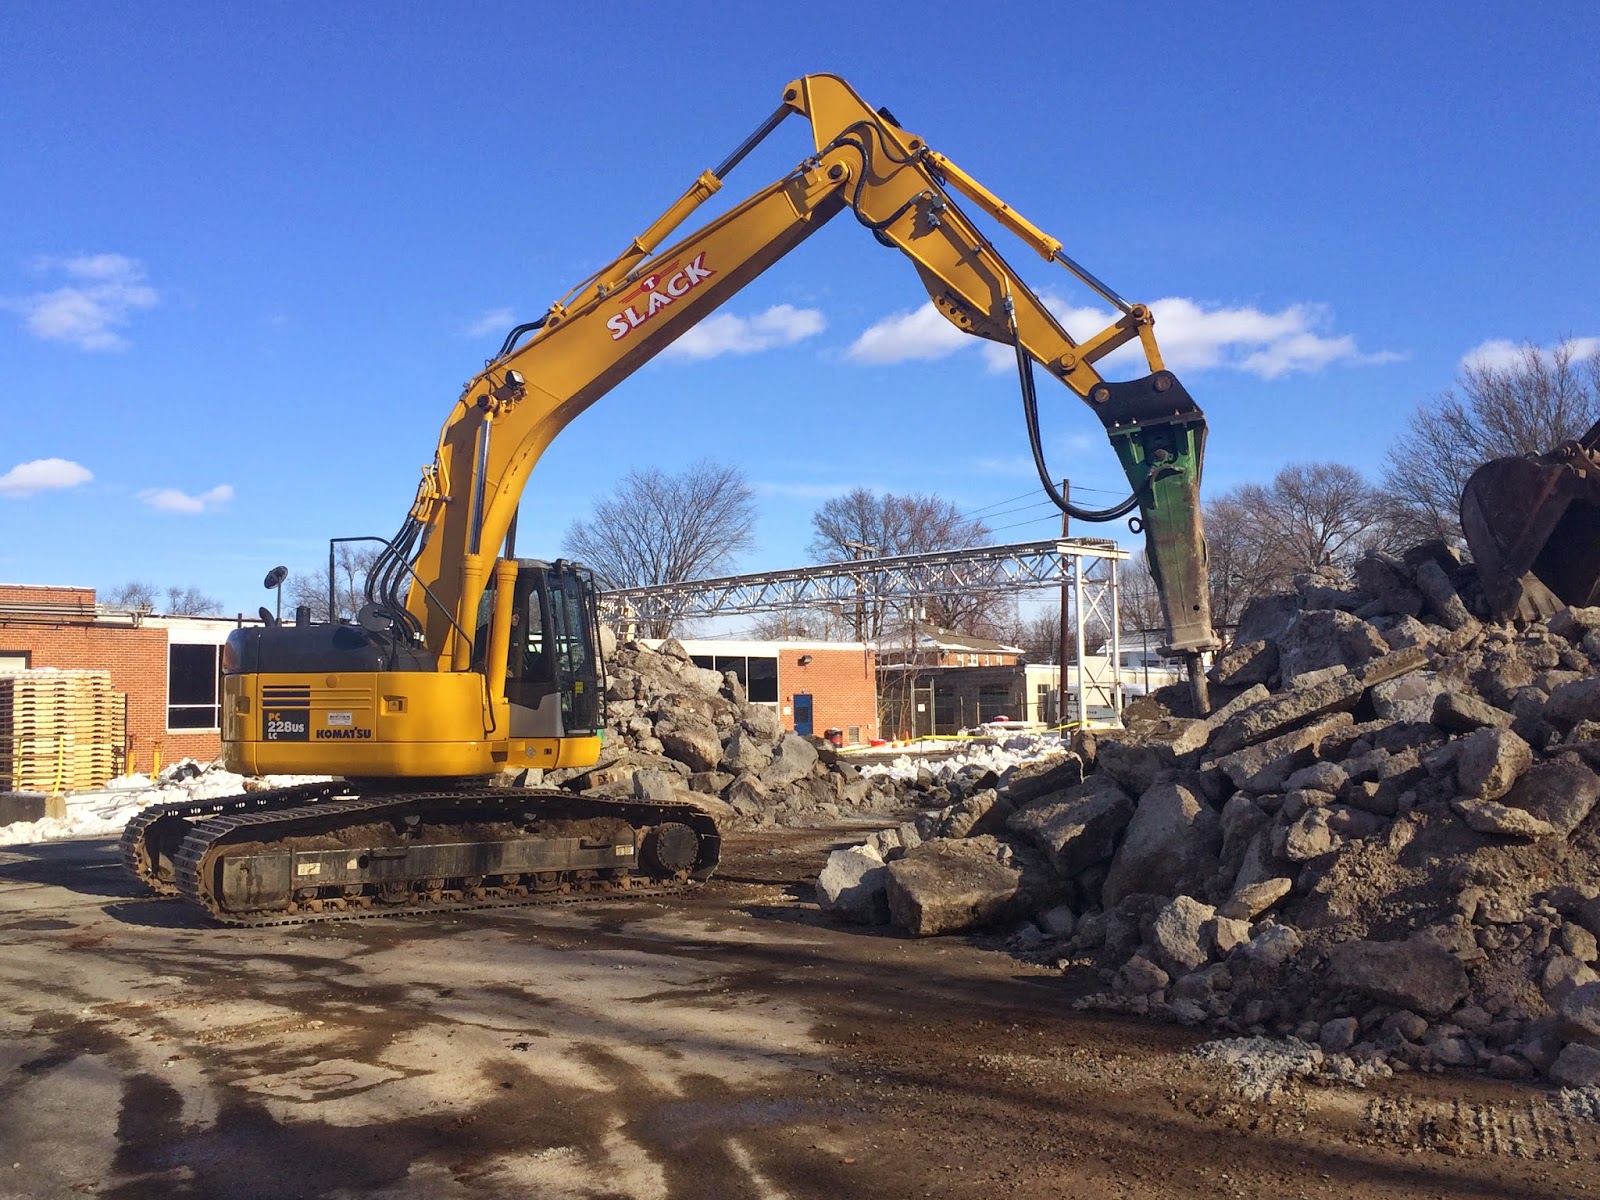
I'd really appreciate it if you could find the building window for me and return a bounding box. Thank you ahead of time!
[746,656,778,704]
[0,651,28,673]
[168,643,222,730]
[686,653,779,704]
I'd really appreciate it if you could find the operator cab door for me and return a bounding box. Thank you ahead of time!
[478,560,603,739]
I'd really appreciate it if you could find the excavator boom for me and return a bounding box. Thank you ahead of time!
[393,73,1218,691]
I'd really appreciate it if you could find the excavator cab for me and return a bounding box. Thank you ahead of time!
[476,559,605,740]
[1460,418,1600,621]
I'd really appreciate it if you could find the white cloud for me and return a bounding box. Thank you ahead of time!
[662,304,825,361]
[845,304,969,365]
[464,307,516,338]
[857,295,1397,380]
[0,457,93,498]
[1460,336,1600,373]
[2,254,159,351]
[138,484,234,514]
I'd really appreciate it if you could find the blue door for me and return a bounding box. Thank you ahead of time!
[792,693,813,737]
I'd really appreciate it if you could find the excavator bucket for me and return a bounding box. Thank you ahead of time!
[1459,418,1600,622]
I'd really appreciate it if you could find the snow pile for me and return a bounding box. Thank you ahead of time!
[1193,1036,1326,1102]
[863,733,1071,787]
[0,759,329,847]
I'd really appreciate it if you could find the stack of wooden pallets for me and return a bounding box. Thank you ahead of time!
[0,670,127,793]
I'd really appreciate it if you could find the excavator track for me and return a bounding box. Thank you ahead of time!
[154,787,720,927]
[119,781,357,896]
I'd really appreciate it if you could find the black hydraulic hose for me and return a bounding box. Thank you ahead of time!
[1014,338,1148,523]
[827,115,1150,525]
[496,317,547,360]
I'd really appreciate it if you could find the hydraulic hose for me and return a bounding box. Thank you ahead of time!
[1014,336,1149,523]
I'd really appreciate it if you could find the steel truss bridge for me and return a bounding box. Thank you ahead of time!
[598,537,1132,718]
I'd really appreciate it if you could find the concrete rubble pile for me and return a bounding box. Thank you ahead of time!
[545,634,913,829]
[815,541,1600,1089]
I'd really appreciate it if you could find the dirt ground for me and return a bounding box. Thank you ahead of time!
[2,826,1598,1200]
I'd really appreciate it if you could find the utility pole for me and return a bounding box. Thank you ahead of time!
[1057,478,1071,726]
[841,539,880,642]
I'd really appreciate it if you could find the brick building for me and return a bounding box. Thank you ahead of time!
[874,625,1024,668]
[0,583,254,778]
[656,638,880,745]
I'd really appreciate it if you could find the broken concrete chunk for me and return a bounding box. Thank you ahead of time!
[884,836,1057,937]
[1001,753,1086,806]
[1037,903,1077,938]
[1549,606,1600,644]
[1150,895,1216,976]
[1559,981,1600,1047]
[1204,914,1253,956]
[1208,672,1365,757]
[1211,711,1356,793]
[1455,726,1533,801]
[1370,672,1446,724]
[1209,640,1279,688]
[759,732,820,788]
[1543,957,1600,1009]
[1413,559,1475,631]
[1234,594,1299,646]
[1451,797,1559,839]
[1353,552,1423,617]
[1549,1043,1600,1087]
[1546,678,1600,728]
[942,788,1008,839]
[1113,954,1169,997]
[1005,774,1133,877]
[1239,925,1303,971]
[1324,935,1469,1017]
[1501,753,1600,836]
[1355,644,1430,689]
[1219,877,1292,921]
[1169,684,1271,755]
[1277,609,1390,683]
[1283,807,1338,861]
[1432,690,1514,733]
[1101,782,1221,908]
[816,845,890,924]
[1094,740,1178,798]
[722,772,771,818]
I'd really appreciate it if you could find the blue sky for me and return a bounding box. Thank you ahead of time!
[2,3,1597,620]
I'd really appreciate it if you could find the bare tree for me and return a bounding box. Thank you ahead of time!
[1116,551,1167,640]
[104,581,219,615]
[744,609,844,641]
[164,585,221,616]
[1204,462,1385,637]
[808,488,997,639]
[564,460,756,638]
[287,545,383,622]
[1000,605,1061,663]
[1380,340,1600,544]
[104,581,158,612]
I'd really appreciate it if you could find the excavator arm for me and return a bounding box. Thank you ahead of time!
[387,73,1218,704]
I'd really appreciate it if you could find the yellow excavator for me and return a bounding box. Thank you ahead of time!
[121,73,1219,924]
